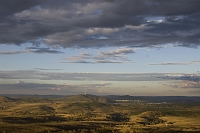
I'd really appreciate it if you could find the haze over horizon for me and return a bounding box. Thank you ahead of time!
[0,0,200,96]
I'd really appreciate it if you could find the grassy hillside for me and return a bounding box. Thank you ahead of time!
[0,96,11,102]
[0,94,200,133]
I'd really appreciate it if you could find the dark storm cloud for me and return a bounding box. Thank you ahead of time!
[1,0,200,48]
[0,0,46,45]
[0,0,43,20]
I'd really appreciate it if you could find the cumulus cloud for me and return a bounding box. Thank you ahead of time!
[63,48,134,64]
[0,0,200,48]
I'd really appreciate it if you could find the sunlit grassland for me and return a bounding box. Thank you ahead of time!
[0,95,200,133]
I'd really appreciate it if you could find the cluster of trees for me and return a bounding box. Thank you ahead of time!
[106,113,130,122]
[62,128,117,133]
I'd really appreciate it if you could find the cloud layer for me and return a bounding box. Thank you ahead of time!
[1,0,200,48]
[0,70,166,81]
[1,70,199,83]
[1,70,199,95]
[13,80,110,90]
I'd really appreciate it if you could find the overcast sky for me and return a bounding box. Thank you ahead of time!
[0,0,200,96]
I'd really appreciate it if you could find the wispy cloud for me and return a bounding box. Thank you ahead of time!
[192,60,200,63]
[26,47,64,54]
[33,68,63,71]
[0,51,26,55]
[159,73,200,82]
[100,48,134,56]
[0,47,64,55]
[165,81,200,89]
[162,73,200,89]
[94,60,124,64]
[63,48,134,64]
[148,62,192,65]
[148,60,200,66]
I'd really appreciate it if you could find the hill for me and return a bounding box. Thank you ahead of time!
[0,96,10,102]
[64,94,113,103]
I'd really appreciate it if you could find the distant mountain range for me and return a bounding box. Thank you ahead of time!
[103,95,200,103]
[64,94,113,103]
[1,94,200,103]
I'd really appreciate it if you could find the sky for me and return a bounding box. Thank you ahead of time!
[0,0,200,96]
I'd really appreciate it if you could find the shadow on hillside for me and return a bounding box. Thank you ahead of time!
[47,124,99,130]
[2,116,65,124]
